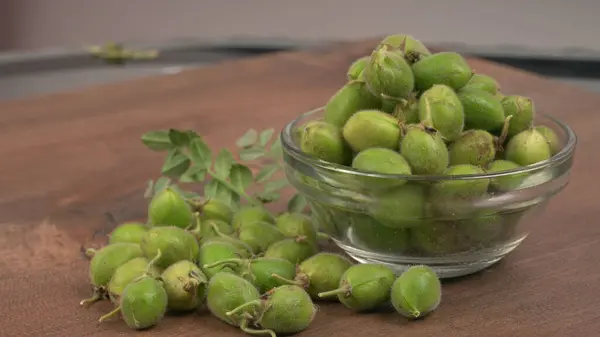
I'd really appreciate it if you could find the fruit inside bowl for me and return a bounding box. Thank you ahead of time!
[280,34,577,278]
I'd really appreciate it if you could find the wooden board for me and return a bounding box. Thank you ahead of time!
[0,39,598,337]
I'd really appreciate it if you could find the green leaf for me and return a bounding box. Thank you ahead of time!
[141,130,173,151]
[287,194,307,213]
[213,149,234,179]
[269,138,282,158]
[168,129,191,147]
[204,180,238,206]
[255,164,279,183]
[144,179,154,199]
[230,164,253,190]
[179,165,207,183]
[161,149,191,177]
[264,179,289,193]
[169,184,201,200]
[239,147,266,161]
[236,129,258,148]
[255,191,280,204]
[153,177,172,195]
[188,137,212,169]
[259,128,275,146]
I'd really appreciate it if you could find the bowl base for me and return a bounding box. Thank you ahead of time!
[332,235,526,279]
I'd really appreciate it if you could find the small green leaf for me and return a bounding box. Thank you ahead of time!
[264,179,289,193]
[259,128,275,146]
[144,179,154,199]
[153,177,172,195]
[204,180,238,206]
[168,129,191,147]
[230,164,253,190]
[255,191,280,204]
[269,138,282,158]
[141,130,173,151]
[188,138,212,169]
[255,164,279,183]
[213,149,234,179]
[287,194,307,213]
[239,147,266,161]
[179,165,207,183]
[161,149,191,177]
[169,184,201,200]
[236,129,258,148]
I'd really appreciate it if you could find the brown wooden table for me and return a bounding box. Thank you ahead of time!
[0,39,598,337]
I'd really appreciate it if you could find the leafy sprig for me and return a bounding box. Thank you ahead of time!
[141,127,307,213]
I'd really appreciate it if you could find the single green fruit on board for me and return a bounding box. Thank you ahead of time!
[418,84,465,141]
[206,272,261,327]
[391,265,442,319]
[318,263,396,311]
[400,125,449,175]
[379,34,432,63]
[347,56,370,81]
[448,129,497,167]
[458,88,505,132]
[89,243,144,288]
[109,222,148,245]
[351,214,411,253]
[148,187,193,229]
[298,120,352,165]
[534,125,561,156]
[324,80,381,128]
[412,52,473,92]
[486,159,527,191]
[117,276,168,330]
[363,44,415,100]
[140,226,199,269]
[342,109,402,152]
[161,260,207,312]
[107,257,161,303]
[462,73,500,94]
[369,183,428,229]
[504,129,552,166]
[231,205,274,230]
[255,285,317,335]
[501,95,535,138]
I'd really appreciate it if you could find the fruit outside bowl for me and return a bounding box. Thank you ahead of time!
[280,107,577,278]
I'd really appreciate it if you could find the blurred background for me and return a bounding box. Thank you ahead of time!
[2,0,600,100]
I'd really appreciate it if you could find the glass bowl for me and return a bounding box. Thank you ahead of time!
[280,107,577,278]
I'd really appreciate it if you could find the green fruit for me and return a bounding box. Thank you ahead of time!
[206,272,261,327]
[412,52,473,91]
[501,95,535,138]
[363,44,415,100]
[351,214,410,253]
[379,34,431,63]
[298,120,352,165]
[458,213,506,247]
[148,187,193,229]
[140,226,199,269]
[204,257,296,294]
[318,263,396,311]
[418,84,465,141]
[200,198,234,223]
[274,212,318,244]
[458,88,505,132]
[199,241,245,278]
[107,257,161,303]
[412,221,468,255]
[448,129,497,166]
[352,147,412,177]
[391,265,441,319]
[274,252,353,300]
[487,160,527,191]
[430,165,489,216]
[88,243,144,288]
[462,74,500,94]
[324,81,381,127]
[238,221,286,254]
[231,205,275,230]
[505,129,552,166]
[342,109,402,152]
[382,95,420,124]
[534,125,561,155]
[251,285,317,335]
[369,183,428,229]
[400,125,449,175]
[347,56,370,80]
[264,238,318,264]
[161,260,207,312]
[109,222,148,245]
[198,218,235,242]
[99,275,168,330]
[201,236,254,257]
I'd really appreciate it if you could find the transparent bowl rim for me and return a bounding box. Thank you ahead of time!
[280,107,577,181]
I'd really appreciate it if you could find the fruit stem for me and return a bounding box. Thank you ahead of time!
[187,213,202,236]
[146,248,162,274]
[498,115,514,145]
[203,258,244,269]
[225,299,262,317]
[98,306,121,323]
[84,248,97,258]
[206,169,263,207]
[240,317,276,337]
[317,286,351,298]
[271,273,304,286]
[316,232,330,242]
[79,291,103,307]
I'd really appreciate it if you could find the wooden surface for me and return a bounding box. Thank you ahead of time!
[0,39,598,337]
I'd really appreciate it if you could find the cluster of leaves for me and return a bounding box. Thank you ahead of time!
[140,128,307,213]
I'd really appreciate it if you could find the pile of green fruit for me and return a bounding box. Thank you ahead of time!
[81,186,443,335]
[293,34,563,254]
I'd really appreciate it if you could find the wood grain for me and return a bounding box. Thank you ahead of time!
[0,39,598,337]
